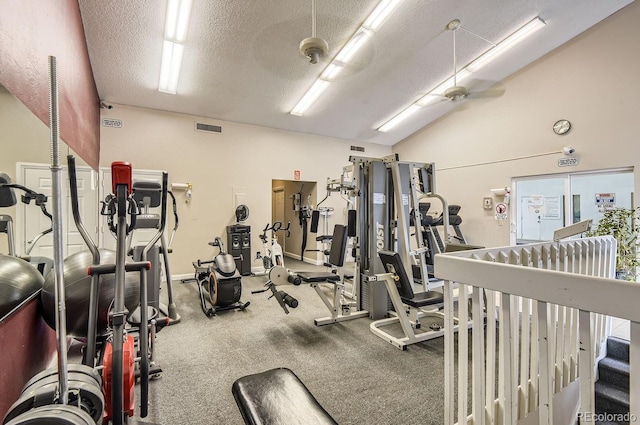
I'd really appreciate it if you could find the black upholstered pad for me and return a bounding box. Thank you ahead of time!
[296,271,341,283]
[232,368,337,425]
[402,290,444,308]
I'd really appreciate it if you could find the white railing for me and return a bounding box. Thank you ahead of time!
[435,236,640,425]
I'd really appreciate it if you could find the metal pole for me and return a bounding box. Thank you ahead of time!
[48,55,69,405]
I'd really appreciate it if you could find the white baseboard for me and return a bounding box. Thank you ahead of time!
[284,252,323,266]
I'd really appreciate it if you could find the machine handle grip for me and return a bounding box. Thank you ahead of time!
[88,261,151,276]
[279,291,298,308]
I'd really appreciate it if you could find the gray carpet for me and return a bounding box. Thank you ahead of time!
[132,259,447,425]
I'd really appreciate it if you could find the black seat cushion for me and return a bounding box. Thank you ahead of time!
[232,368,337,425]
[296,271,341,283]
[401,290,444,309]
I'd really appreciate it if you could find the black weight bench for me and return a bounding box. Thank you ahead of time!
[232,368,337,425]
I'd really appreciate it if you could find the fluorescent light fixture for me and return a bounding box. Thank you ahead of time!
[335,28,372,63]
[320,63,344,81]
[159,41,184,94]
[378,105,421,132]
[159,0,192,94]
[377,17,545,132]
[290,0,403,116]
[165,0,193,42]
[363,0,403,31]
[467,17,545,72]
[291,80,331,116]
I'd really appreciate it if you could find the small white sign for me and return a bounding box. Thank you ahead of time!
[102,118,122,128]
[373,193,385,205]
[558,157,578,167]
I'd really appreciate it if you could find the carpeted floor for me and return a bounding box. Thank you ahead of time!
[123,258,448,425]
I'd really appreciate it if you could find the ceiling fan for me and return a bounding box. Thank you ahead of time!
[438,19,505,102]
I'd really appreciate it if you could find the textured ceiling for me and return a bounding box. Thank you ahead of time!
[78,0,634,146]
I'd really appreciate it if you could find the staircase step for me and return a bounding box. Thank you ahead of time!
[598,357,630,389]
[595,381,629,422]
[606,336,630,363]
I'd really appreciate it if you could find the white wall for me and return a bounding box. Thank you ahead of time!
[99,105,391,274]
[393,2,640,248]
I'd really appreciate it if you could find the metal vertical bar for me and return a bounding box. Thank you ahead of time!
[519,297,531,419]
[48,55,68,405]
[499,292,514,424]
[578,309,594,424]
[485,289,496,424]
[630,321,640,423]
[458,284,469,424]
[472,286,486,425]
[444,279,455,425]
[537,301,552,425]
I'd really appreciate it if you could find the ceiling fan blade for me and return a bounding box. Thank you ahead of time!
[468,87,505,99]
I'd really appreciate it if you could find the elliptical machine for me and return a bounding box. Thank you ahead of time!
[192,237,250,317]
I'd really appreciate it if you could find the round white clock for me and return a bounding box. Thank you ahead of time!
[553,119,571,135]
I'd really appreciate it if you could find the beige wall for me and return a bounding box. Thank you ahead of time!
[0,87,90,254]
[393,2,640,248]
[99,105,391,274]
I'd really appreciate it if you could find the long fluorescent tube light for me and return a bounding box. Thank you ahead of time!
[159,0,193,94]
[363,0,402,31]
[165,0,193,42]
[378,104,421,132]
[291,80,331,116]
[159,41,184,94]
[377,16,544,132]
[290,0,404,116]
[467,17,545,72]
[335,28,372,64]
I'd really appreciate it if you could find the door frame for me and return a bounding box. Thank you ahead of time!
[16,161,99,258]
[511,167,634,245]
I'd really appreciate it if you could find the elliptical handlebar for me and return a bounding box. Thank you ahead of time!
[261,221,291,240]
[138,171,168,418]
[166,191,178,253]
[0,182,54,255]
[67,155,102,369]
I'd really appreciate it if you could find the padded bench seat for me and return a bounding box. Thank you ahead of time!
[296,271,341,283]
[401,290,444,309]
[232,367,337,425]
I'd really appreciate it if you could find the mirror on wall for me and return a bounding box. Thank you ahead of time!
[0,85,98,320]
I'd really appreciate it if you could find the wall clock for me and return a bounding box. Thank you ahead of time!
[553,119,571,135]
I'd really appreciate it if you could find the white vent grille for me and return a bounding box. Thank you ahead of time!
[195,122,222,133]
[350,145,365,152]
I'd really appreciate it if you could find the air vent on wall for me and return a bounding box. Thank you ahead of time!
[350,145,365,152]
[195,122,222,133]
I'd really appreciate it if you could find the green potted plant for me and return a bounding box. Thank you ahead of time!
[587,207,640,280]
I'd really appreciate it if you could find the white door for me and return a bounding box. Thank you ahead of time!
[99,168,164,252]
[18,162,98,258]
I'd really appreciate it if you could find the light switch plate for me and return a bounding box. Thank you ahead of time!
[483,197,493,210]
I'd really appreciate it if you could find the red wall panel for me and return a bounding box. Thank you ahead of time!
[0,297,57,420]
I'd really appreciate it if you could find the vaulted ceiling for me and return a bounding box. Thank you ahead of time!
[78,0,634,146]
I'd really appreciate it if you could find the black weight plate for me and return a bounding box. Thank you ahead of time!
[4,405,94,425]
[4,377,104,424]
[3,382,57,423]
[66,375,104,423]
[22,365,100,394]
[23,368,102,397]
